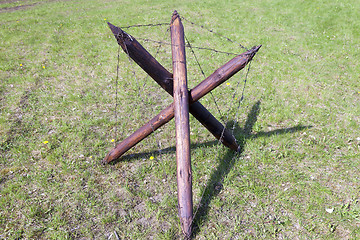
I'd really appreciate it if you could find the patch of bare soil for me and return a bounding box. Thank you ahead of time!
[1,0,21,4]
[0,2,39,13]
[0,0,74,13]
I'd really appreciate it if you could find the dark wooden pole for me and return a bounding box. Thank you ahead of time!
[107,22,239,151]
[171,11,193,238]
[103,45,261,164]
[107,22,173,95]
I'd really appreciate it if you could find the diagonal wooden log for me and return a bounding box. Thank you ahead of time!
[107,22,239,152]
[107,22,173,95]
[103,44,261,164]
[171,11,193,238]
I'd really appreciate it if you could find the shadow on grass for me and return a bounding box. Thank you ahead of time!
[117,140,218,163]
[109,100,311,238]
[191,101,311,238]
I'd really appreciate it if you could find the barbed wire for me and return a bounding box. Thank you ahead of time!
[114,24,175,204]
[183,27,252,236]
[135,37,239,56]
[114,46,120,147]
[231,61,252,134]
[181,16,249,51]
[184,33,224,121]
[112,15,255,238]
[120,22,169,29]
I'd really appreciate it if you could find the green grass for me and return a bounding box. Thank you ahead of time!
[1,0,359,239]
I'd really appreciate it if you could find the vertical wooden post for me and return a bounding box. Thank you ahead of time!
[171,11,193,238]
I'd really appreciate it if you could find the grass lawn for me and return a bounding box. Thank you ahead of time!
[1,0,359,239]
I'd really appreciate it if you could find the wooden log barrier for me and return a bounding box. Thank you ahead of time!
[171,11,193,238]
[102,44,261,164]
[107,22,239,152]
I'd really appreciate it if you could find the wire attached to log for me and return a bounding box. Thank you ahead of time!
[120,22,169,29]
[114,46,121,147]
[231,62,252,134]
[136,37,239,56]
[181,16,249,51]
[113,23,176,201]
[112,29,141,149]
[139,27,171,102]
[181,16,254,236]
[184,34,225,122]
[110,14,257,238]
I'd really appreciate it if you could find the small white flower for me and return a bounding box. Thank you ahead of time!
[325,208,334,213]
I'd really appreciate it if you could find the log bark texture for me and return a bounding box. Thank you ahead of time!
[171,11,193,238]
[106,23,239,152]
[103,24,261,164]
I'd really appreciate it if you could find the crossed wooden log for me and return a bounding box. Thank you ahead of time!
[104,22,260,164]
[104,11,260,238]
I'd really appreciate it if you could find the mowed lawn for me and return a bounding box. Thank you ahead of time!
[1,0,359,239]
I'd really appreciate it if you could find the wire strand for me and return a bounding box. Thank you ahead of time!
[114,45,120,146]
[111,16,255,238]
[136,37,239,56]
[181,16,249,51]
[184,34,224,121]
[120,22,169,29]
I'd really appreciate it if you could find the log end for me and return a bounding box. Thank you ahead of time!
[246,45,262,61]
[171,10,180,24]
[180,216,193,239]
[107,22,132,50]
[107,22,121,36]
[102,149,115,164]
